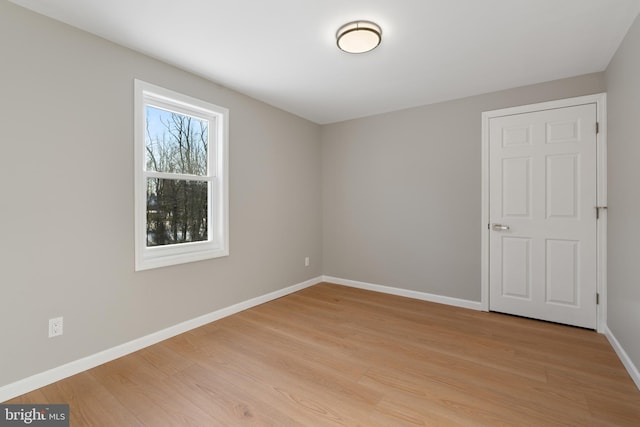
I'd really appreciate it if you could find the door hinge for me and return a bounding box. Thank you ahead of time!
[596,293,600,305]
[596,122,600,134]
[596,206,608,219]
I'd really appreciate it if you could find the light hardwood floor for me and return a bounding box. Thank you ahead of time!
[7,282,640,426]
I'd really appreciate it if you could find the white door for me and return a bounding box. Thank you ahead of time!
[489,103,598,329]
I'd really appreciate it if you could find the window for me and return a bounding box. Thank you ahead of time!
[134,80,228,271]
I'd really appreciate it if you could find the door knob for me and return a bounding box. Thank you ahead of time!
[491,224,510,231]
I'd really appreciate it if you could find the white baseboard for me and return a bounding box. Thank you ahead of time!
[322,276,483,311]
[604,326,640,391]
[0,276,322,403]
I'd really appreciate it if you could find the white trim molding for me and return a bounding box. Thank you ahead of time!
[323,276,483,311]
[0,276,322,403]
[604,326,640,391]
[481,93,607,332]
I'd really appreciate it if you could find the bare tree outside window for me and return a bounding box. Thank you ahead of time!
[145,106,211,246]
[135,80,228,271]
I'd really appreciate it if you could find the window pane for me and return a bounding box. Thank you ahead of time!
[146,178,209,247]
[145,105,209,175]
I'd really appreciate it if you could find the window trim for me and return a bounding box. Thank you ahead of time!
[134,79,229,271]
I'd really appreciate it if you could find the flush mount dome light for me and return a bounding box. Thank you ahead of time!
[336,21,382,54]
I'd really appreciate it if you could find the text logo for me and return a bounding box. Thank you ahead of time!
[0,405,68,427]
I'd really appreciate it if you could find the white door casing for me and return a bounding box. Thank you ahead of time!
[481,94,607,331]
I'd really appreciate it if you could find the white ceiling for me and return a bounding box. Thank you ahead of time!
[10,0,640,124]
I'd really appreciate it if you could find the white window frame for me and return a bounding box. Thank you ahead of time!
[134,80,229,271]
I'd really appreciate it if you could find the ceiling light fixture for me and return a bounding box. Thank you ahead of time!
[336,21,382,54]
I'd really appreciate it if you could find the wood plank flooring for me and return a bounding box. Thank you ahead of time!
[6,282,640,426]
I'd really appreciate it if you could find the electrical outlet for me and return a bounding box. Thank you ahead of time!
[49,317,63,338]
[305,257,310,267]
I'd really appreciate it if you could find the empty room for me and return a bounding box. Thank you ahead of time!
[1,0,640,425]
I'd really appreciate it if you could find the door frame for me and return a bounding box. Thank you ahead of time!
[480,93,607,332]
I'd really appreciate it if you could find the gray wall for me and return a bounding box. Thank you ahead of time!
[0,1,322,387]
[606,13,640,373]
[322,73,605,301]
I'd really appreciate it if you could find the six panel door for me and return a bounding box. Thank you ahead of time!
[489,103,597,329]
